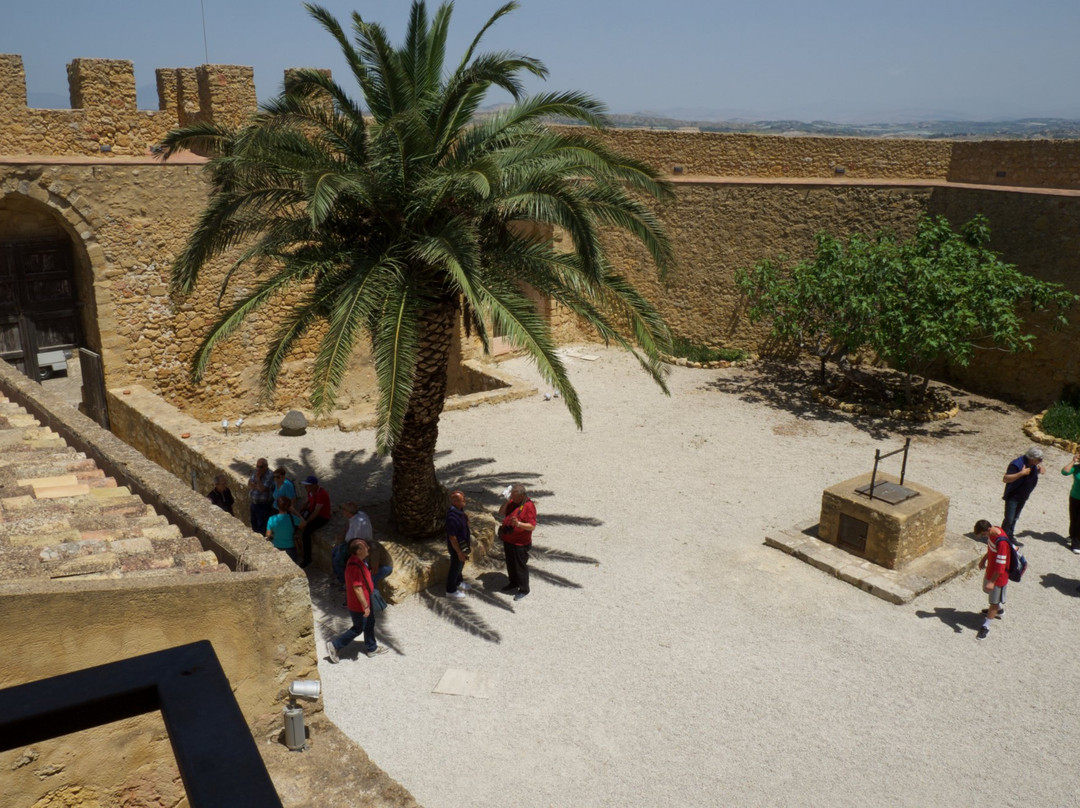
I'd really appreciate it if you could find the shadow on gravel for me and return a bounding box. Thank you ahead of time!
[914,607,985,634]
[1017,529,1068,549]
[419,589,502,643]
[1039,572,1080,598]
[701,361,980,440]
[309,567,405,658]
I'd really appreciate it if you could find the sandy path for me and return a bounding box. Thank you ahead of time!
[238,346,1080,807]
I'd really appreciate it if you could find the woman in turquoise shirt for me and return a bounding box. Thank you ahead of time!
[266,496,301,563]
[1062,449,1080,553]
[272,467,296,502]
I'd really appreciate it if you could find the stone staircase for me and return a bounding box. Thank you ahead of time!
[0,395,228,582]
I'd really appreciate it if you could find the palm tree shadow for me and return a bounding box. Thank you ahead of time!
[418,589,502,643]
[914,607,985,634]
[1039,572,1080,598]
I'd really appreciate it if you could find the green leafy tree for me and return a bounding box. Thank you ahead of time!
[736,214,1077,404]
[161,1,674,537]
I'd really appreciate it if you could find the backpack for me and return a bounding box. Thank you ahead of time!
[1003,537,1028,583]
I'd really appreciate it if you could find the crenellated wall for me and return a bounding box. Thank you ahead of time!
[2,54,1080,415]
[0,54,255,156]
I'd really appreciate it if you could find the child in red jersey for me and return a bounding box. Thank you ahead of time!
[975,519,1010,640]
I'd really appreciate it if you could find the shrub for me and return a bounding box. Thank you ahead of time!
[669,337,746,363]
[1041,400,1080,444]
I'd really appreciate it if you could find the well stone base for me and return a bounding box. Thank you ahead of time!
[819,472,949,570]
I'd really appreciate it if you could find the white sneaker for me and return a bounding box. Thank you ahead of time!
[446,590,465,599]
[326,641,340,664]
[458,582,472,590]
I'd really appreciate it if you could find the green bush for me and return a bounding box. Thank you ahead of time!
[669,337,746,363]
[1042,400,1080,443]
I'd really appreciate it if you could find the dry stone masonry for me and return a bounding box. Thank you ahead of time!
[0,392,227,582]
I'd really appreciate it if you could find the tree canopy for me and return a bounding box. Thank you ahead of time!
[161,1,674,536]
[736,214,1078,403]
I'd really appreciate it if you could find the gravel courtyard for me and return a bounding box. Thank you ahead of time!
[239,346,1079,807]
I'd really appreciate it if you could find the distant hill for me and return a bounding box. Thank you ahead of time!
[560,113,1080,140]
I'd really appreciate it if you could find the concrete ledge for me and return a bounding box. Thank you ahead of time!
[766,520,983,604]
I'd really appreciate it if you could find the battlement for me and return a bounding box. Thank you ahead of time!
[0,55,265,157]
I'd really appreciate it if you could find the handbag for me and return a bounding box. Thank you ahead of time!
[371,588,388,613]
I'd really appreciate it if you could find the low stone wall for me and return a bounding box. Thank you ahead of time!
[0,358,332,807]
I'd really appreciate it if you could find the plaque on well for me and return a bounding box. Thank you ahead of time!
[837,513,868,553]
[854,480,920,505]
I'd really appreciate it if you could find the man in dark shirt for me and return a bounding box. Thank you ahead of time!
[445,490,471,599]
[1002,446,1044,540]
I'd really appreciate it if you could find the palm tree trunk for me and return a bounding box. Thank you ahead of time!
[391,301,456,538]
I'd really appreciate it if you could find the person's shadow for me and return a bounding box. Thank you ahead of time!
[914,607,986,634]
[1039,572,1080,598]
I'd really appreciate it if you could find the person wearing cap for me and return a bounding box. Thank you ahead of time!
[298,475,331,568]
[1061,449,1080,553]
[974,520,1012,640]
[247,458,275,536]
[1001,446,1044,540]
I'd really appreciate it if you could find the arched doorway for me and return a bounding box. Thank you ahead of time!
[0,192,104,423]
[0,239,79,381]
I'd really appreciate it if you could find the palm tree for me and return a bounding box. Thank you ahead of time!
[162,1,674,538]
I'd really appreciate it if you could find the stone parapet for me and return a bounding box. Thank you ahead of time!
[0,55,262,156]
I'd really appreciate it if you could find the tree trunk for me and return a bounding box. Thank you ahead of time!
[391,301,456,539]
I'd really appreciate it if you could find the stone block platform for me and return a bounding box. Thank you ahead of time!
[766,520,983,604]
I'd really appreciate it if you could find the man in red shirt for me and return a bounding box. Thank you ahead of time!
[298,475,331,569]
[498,484,536,601]
[975,519,1010,640]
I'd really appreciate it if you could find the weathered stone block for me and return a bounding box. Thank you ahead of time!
[819,472,948,570]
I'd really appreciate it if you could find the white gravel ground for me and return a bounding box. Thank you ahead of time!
[237,346,1080,808]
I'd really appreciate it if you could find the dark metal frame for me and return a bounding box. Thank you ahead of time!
[0,640,282,808]
[866,437,912,502]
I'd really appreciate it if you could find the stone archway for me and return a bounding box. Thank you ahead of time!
[0,191,103,414]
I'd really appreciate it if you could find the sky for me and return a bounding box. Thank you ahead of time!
[2,0,1078,123]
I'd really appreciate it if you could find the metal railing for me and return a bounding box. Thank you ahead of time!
[0,640,282,808]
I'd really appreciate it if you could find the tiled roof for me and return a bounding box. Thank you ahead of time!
[0,394,227,581]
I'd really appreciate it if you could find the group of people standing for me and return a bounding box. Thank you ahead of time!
[975,444,1080,640]
[445,483,537,601]
[206,458,332,569]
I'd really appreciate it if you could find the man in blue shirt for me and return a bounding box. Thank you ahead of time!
[445,490,471,599]
[1002,446,1044,540]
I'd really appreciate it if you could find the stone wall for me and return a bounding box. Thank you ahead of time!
[0,355,321,807]
[560,126,953,181]
[0,54,255,157]
[558,126,1080,190]
[0,159,328,421]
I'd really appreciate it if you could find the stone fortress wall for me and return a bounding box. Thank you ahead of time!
[561,126,1080,408]
[1,53,1079,416]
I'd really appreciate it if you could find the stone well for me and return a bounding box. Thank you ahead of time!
[818,472,949,570]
